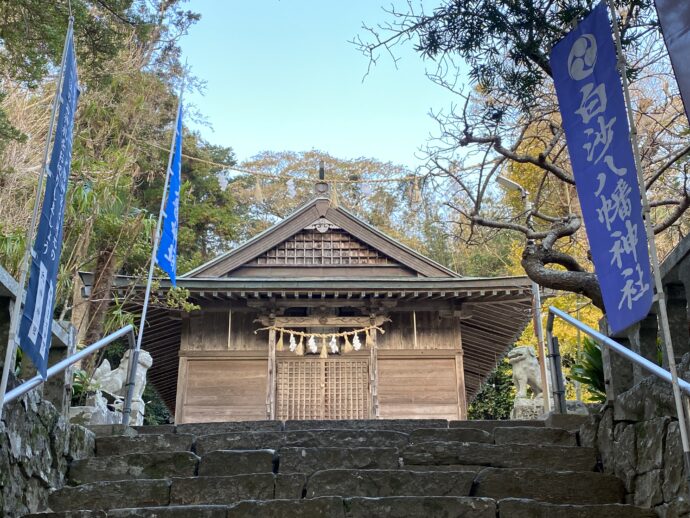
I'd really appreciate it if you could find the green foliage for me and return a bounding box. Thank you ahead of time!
[468,358,515,420]
[71,368,101,406]
[570,337,606,403]
[143,384,172,425]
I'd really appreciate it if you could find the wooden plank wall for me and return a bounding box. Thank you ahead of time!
[379,311,461,350]
[175,357,268,424]
[377,355,460,420]
[181,311,265,352]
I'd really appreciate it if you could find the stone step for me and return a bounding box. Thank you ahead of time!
[49,479,172,512]
[176,421,283,436]
[278,447,399,473]
[450,419,545,431]
[226,496,497,517]
[493,426,577,446]
[408,427,494,444]
[95,434,194,456]
[474,468,625,505]
[306,469,476,498]
[24,498,658,518]
[497,498,657,517]
[402,442,596,471]
[198,449,276,476]
[194,429,409,455]
[69,451,199,484]
[282,419,449,432]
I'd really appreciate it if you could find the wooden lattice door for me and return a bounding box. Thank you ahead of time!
[276,357,370,420]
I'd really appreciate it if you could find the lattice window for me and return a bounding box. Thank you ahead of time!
[276,357,370,420]
[250,229,392,266]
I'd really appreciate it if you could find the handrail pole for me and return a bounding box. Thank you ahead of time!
[121,326,137,425]
[2,324,134,406]
[548,336,567,413]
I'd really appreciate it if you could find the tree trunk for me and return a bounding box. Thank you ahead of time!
[83,245,117,350]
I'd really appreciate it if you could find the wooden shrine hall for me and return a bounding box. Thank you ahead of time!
[97,181,533,424]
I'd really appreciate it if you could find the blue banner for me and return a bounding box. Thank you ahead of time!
[18,31,79,378]
[156,105,182,286]
[550,2,652,334]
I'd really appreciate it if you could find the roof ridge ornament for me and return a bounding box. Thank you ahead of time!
[314,160,330,198]
[305,216,340,233]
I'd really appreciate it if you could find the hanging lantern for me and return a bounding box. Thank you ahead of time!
[254,176,264,204]
[320,336,328,358]
[296,335,305,356]
[288,333,297,352]
[343,334,353,353]
[352,333,362,351]
[307,335,317,354]
[276,331,284,352]
[329,335,339,354]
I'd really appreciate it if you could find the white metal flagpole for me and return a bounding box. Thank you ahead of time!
[121,78,184,426]
[0,18,74,419]
[606,0,690,478]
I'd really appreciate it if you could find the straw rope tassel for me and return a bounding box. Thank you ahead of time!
[343,334,353,353]
[365,328,371,348]
[276,331,284,352]
[320,336,328,358]
[296,335,305,356]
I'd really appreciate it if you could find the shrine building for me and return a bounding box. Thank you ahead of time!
[105,182,533,423]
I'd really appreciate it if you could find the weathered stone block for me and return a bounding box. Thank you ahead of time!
[597,407,615,474]
[198,449,274,476]
[408,428,492,444]
[494,426,577,446]
[402,442,596,471]
[663,422,688,503]
[497,498,657,517]
[636,417,669,473]
[473,468,625,505]
[67,425,95,461]
[283,419,447,432]
[612,422,636,492]
[49,479,171,512]
[449,420,543,431]
[108,505,228,517]
[95,433,194,456]
[344,496,496,517]
[306,469,475,498]
[177,421,282,436]
[578,413,601,449]
[274,473,306,499]
[195,429,409,455]
[279,447,398,473]
[69,451,199,484]
[634,469,665,507]
[170,474,274,505]
[227,497,344,517]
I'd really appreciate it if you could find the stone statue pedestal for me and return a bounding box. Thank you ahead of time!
[511,395,590,420]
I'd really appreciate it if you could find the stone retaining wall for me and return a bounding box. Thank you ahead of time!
[580,374,689,517]
[0,387,95,517]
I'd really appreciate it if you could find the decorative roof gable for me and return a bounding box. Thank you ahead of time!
[182,198,459,279]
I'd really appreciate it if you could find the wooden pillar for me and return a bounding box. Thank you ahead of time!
[266,325,276,420]
[369,319,379,418]
[455,319,468,420]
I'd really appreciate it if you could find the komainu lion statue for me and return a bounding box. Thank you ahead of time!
[507,346,543,398]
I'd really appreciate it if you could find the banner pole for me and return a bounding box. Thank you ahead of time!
[121,78,184,426]
[605,0,690,475]
[0,19,74,419]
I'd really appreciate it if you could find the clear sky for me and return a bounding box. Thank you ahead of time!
[180,1,461,170]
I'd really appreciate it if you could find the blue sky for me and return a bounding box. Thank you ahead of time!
[181,1,461,170]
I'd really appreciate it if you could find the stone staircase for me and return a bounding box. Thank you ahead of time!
[25,419,657,517]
